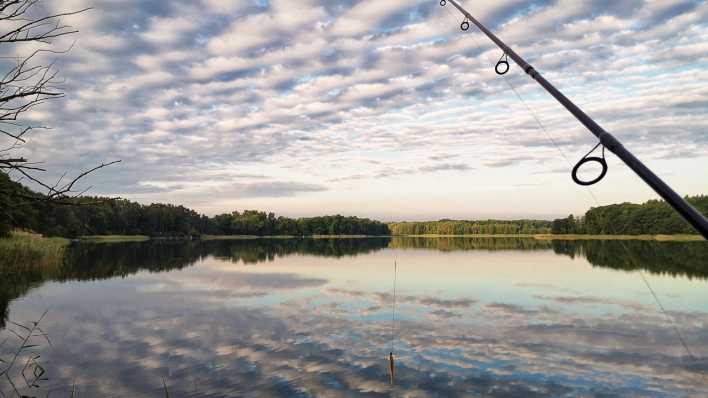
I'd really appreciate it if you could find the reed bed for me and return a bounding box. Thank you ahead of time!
[80,235,150,243]
[0,232,68,271]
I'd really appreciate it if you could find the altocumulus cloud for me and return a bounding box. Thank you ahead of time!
[4,0,707,212]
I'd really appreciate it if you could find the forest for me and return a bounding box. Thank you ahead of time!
[3,172,708,238]
[551,195,708,235]
[0,174,389,237]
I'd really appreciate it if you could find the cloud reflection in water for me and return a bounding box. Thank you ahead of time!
[0,237,706,397]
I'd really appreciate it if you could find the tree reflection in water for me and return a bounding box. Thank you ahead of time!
[2,237,707,328]
[0,237,706,396]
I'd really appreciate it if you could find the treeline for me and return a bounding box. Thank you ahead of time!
[551,195,708,235]
[210,212,389,236]
[388,219,552,235]
[4,170,708,238]
[0,174,389,238]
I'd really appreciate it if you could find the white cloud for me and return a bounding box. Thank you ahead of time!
[142,15,201,45]
[5,0,707,217]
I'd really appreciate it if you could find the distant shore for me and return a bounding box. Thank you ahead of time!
[2,233,705,246]
[80,235,151,242]
[201,234,380,240]
[81,233,706,242]
[395,234,705,241]
[532,234,704,241]
[0,232,704,272]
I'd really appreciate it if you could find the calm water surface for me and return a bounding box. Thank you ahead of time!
[1,237,707,397]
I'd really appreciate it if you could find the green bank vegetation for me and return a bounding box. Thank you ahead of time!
[390,234,702,241]
[0,173,389,238]
[551,195,708,235]
[0,231,69,328]
[388,220,551,235]
[534,234,703,241]
[202,234,381,240]
[390,196,707,240]
[2,171,707,240]
[0,231,68,270]
[80,235,151,242]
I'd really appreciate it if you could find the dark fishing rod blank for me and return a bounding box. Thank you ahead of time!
[441,0,708,240]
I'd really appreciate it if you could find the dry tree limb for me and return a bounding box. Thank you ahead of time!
[0,1,119,204]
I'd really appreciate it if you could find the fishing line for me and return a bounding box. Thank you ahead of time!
[582,169,698,364]
[442,1,612,193]
[438,3,625,215]
[436,0,698,364]
[571,143,607,186]
[603,209,698,363]
[577,189,700,365]
[391,258,397,354]
[502,38,696,369]
[389,258,398,386]
[500,75,605,207]
[639,270,695,359]
[440,2,603,206]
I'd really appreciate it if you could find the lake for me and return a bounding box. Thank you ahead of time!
[1,237,707,397]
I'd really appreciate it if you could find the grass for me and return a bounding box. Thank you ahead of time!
[201,234,384,240]
[201,235,265,240]
[80,235,150,242]
[310,234,386,239]
[396,234,537,238]
[533,234,704,241]
[394,233,704,241]
[0,231,68,270]
[0,311,52,395]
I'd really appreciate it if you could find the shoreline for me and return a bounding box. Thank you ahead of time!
[0,232,69,269]
[2,233,704,245]
[532,234,704,241]
[85,233,706,242]
[398,234,704,241]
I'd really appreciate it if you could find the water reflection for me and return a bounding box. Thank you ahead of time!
[1,237,706,396]
[394,237,708,279]
[2,237,707,328]
[205,237,392,264]
[390,236,553,251]
[1,239,391,328]
[552,240,708,279]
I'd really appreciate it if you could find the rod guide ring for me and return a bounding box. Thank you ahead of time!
[571,156,608,186]
[495,60,509,75]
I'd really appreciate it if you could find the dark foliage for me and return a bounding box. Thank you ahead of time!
[211,211,389,236]
[0,176,389,237]
[552,239,708,279]
[388,219,552,235]
[551,196,708,235]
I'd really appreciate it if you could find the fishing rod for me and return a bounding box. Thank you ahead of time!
[440,0,708,240]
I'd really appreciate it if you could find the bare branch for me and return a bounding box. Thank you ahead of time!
[0,3,118,210]
[0,7,89,44]
[2,160,121,205]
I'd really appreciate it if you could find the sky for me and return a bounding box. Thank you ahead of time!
[4,0,708,220]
